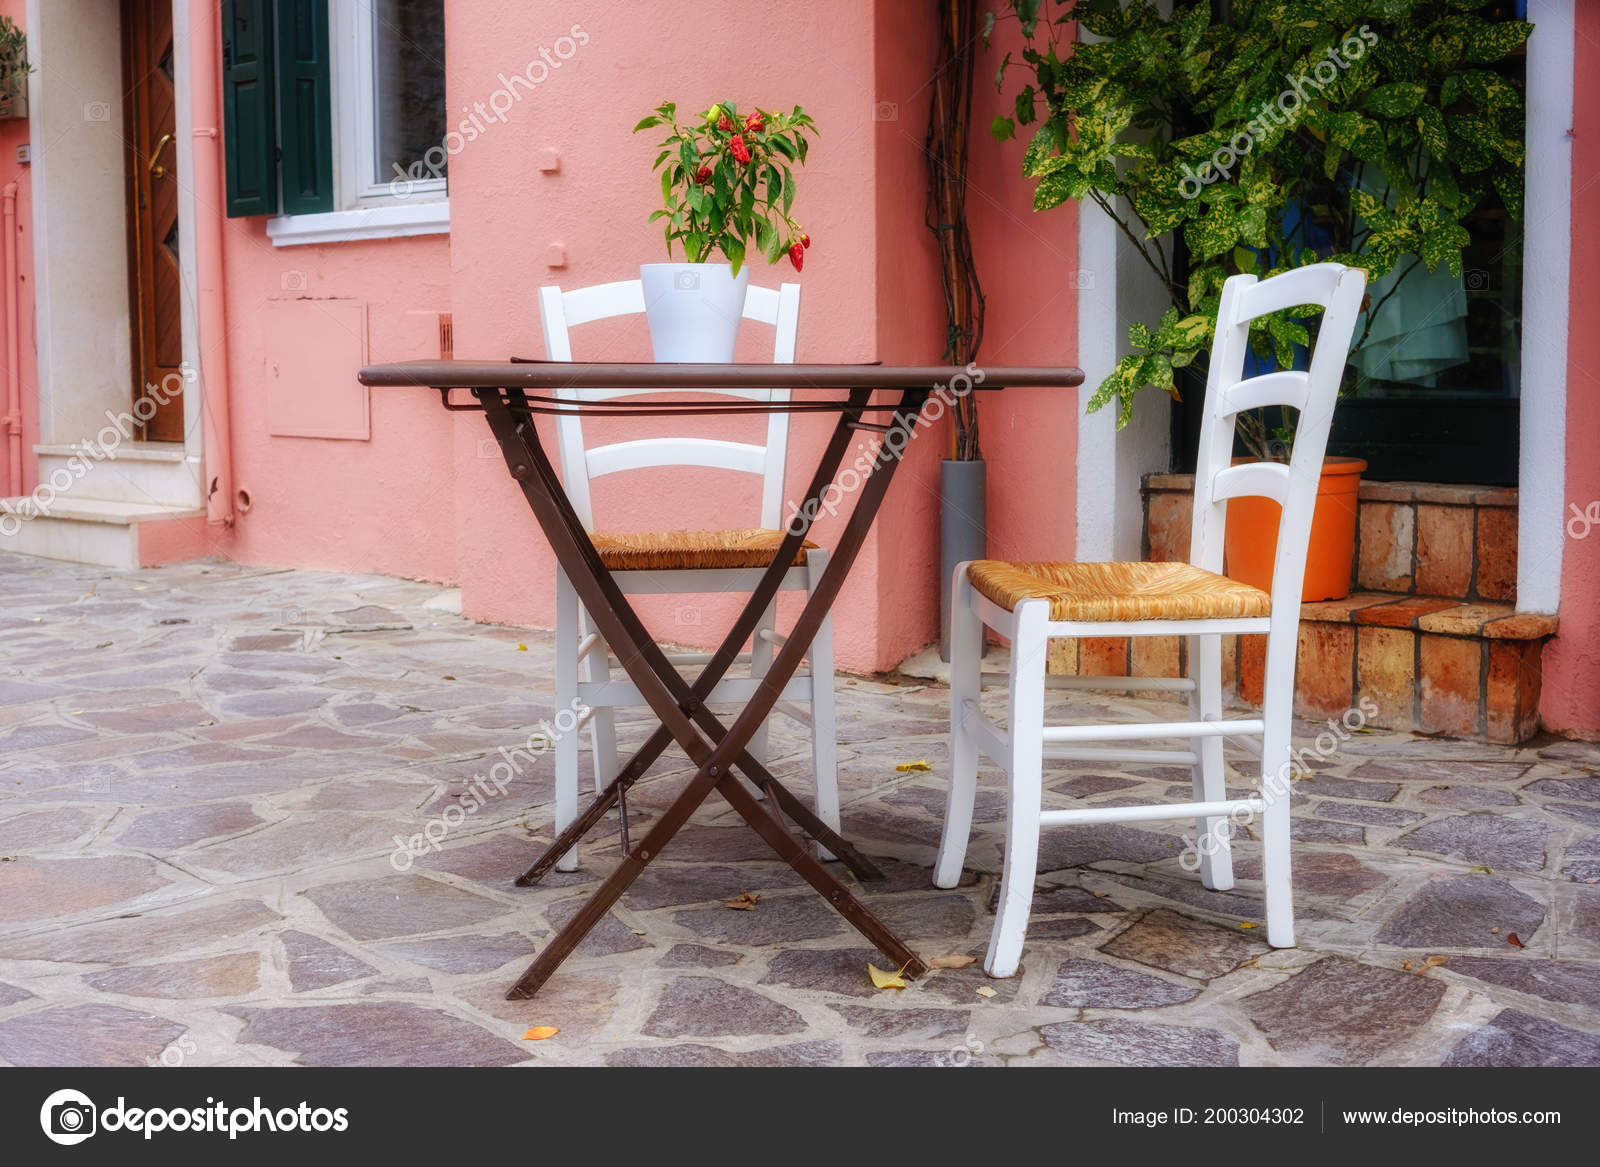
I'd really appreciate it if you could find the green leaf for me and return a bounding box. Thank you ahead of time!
[1031,167,1081,211]
[1415,105,1449,160]
[720,233,745,275]
[1492,168,1524,219]
[632,115,662,133]
[1363,82,1426,118]
[991,114,1016,141]
[1169,314,1214,351]
[1014,84,1036,125]
[1420,219,1471,276]
[1450,69,1523,111]
[1184,206,1240,262]
[1022,123,1057,176]
[1463,20,1532,64]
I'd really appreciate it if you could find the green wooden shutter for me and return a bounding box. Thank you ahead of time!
[221,0,278,217]
[275,0,334,215]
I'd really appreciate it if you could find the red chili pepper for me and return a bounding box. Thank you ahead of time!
[744,111,764,132]
[788,242,804,271]
[800,233,811,249]
[696,164,713,185]
[729,135,751,165]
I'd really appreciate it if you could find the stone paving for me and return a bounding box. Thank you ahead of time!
[1,552,1598,1067]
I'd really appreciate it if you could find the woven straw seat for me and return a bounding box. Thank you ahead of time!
[589,528,815,571]
[967,559,1271,623]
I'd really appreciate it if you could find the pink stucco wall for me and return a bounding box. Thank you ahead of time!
[0,0,37,500]
[965,19,1078,567]
[1540,0,1600,738]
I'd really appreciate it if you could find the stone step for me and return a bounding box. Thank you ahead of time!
[0,497,204,569]
[34,442,203,510]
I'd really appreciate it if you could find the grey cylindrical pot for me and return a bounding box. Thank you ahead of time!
[939,457,987,663]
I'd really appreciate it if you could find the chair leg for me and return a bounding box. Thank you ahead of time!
[553,570,582,872]
[1260,681,1296,948]
[1187,633,1233,891]
[935,563,982,889]
[579,609,618,797]
[984,598,1048,979]
[743,598,778,802]
[805,548,840,861]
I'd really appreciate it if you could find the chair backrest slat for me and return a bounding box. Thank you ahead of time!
[538,279,802,532]
[1188,263,1368,628]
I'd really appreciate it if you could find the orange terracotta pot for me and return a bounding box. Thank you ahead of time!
[1223,456,1366,602]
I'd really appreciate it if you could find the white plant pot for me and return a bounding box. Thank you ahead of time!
[639,262,750,362]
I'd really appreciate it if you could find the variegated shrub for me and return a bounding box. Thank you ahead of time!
[988,0,1529,456]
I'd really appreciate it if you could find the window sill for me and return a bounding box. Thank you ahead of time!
[266,201,449,247]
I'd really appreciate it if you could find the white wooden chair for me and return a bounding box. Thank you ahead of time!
[538,279,838,871]
[934,262,1368,976]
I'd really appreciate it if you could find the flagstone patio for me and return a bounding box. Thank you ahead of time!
[1,552,1597,1067]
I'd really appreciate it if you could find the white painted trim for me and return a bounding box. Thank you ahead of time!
[1518,0,1573,616]
[265,200,450,246]
[172,0,204,487]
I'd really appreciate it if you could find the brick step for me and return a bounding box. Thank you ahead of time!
[1293,592,1553,745]
[1044,595,1555,746]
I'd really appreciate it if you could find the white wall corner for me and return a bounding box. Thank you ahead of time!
[1517,0,1573,616]
[1074,194,1172,564]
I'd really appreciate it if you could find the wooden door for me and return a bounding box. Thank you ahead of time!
[123,0,184,442]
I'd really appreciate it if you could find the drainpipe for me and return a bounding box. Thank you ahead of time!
[3,181,20,497]
[189,4,234,526]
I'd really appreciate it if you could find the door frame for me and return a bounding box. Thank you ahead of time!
[25,0,203,492]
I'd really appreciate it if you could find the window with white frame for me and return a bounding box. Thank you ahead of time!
[337,0,448,206]
[222,0,448,242]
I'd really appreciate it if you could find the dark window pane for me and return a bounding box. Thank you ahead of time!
[372,0,446,187]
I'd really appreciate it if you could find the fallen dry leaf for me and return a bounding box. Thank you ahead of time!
[929,954,977,970]
[442,675,456,681]
[1401,960,1414,971]
[895,759,932,772]
[517,643,529,651]
[1091,891,1109,899]
[1423,955,1449,968]
[975,986,997,999]
[521,1026,559,1041]
[1470,865,1494,875]
[1507,932,1525,948]
[1239,922,1257,930]
[724,893,761,911]
[869,963,908,990]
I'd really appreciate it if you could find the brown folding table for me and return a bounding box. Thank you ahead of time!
[355,360,1082,999]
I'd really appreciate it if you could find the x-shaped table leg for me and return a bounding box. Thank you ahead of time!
[477,385,930,1000]
[515,389,883,887]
